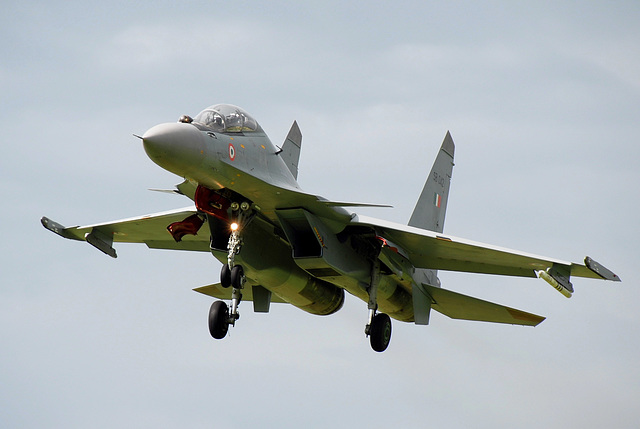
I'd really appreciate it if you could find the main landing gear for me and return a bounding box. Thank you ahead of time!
[206,198,393,352]
[365,259,392,352]
[208,201,252,340]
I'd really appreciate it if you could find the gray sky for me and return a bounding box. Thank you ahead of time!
[2,1,639,428]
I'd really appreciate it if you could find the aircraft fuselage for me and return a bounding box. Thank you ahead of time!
[142,108,416,322]
[45,103,618,352]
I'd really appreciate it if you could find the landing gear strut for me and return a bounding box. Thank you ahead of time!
[209,200,253,340]
[364,259,392,352]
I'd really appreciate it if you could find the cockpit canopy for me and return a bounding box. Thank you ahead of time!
[193,104,262,133]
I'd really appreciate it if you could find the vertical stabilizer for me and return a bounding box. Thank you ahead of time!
[409,132,455,325]
[408,131,455,233]
[280,121,302,180]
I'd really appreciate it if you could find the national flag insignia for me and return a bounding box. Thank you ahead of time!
[434,193,442,208]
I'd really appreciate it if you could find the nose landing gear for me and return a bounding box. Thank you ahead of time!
[208,200,253,340]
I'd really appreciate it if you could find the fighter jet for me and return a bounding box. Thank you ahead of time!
[42,104,620,352]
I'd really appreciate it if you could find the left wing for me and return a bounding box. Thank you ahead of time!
[352,214,620,295]
[41,207,210,257]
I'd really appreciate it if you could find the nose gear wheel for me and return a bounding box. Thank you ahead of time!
[220,263,231,288]
[208,300,230,339]
[230,265,245,289]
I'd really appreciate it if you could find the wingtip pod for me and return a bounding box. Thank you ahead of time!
[537,270,573,298]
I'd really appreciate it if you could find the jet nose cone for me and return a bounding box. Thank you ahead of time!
[142,122,204,176]
[142,122,197,159]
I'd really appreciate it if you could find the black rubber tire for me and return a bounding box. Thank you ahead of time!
[369,313,392,352]
[220,264,231,288]
[230,265,244,289]
[208,300,229,339]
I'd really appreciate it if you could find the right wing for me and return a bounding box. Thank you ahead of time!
[41,207,210,257]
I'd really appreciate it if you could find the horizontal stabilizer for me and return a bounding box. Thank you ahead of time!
[194,283,287,313]
[423,284,545,326]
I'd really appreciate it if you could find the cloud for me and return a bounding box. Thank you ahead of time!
[97,18,276,72]
[562,37,640,93]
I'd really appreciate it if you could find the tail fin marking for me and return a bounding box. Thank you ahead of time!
[408,131,455,233]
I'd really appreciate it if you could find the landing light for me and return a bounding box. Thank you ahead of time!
[230,222,239,232]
